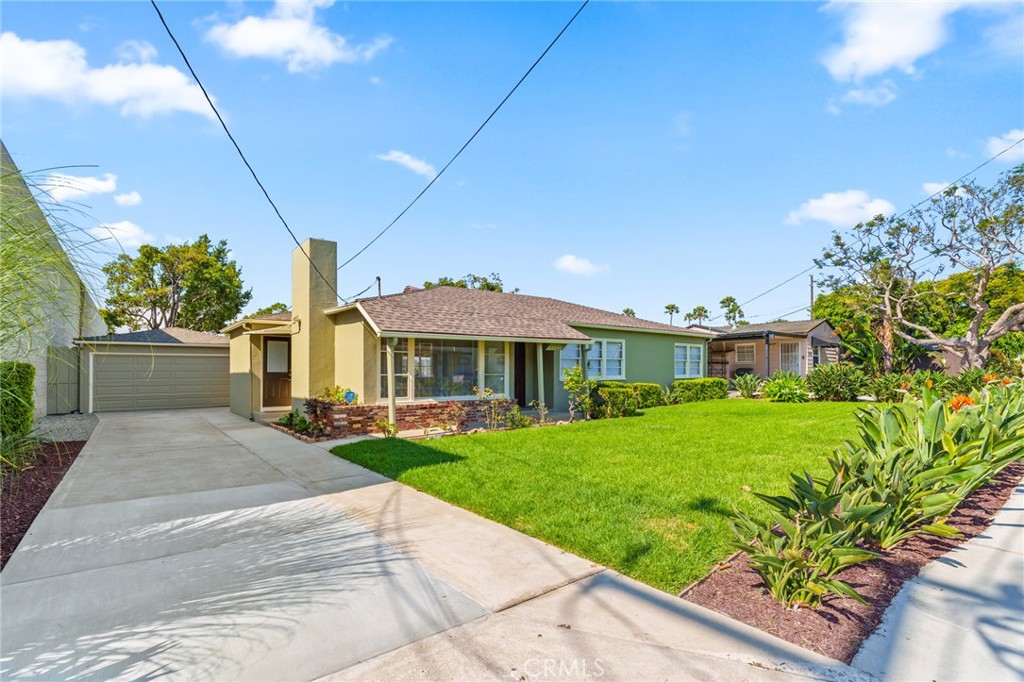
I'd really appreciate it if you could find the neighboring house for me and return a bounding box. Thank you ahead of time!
[707,320,840,379]
[0,141,108,416]
[223,238,713,419]
[74,328,229,412]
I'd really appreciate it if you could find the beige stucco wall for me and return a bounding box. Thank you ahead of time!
[290,238,337,410]
[228,332,254,417]
[332,308,377,403]
[712,331,838,379]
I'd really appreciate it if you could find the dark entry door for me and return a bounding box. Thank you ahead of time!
[514,342,527,406]
[263,337,291,407]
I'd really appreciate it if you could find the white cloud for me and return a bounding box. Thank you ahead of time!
[89,220,154,248]
[922,182,950,196]
[42,172,117,202]
[205,0,392,73]
[821,2,962,82]
[0,32,214,119]
[946,146,968,160]
[841,81,897,107]
[785,190,895,228]
[116,39,156,63]
[114,191,142,206]
[375,150,436,179]
[369,75,382,86]
[554,254,607,276]
[985,129,1024,163]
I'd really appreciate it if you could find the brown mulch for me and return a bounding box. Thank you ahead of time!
[683,460,1024,663]
[1,441,85,570]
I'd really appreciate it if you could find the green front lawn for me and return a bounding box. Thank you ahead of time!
[333,400,862,593]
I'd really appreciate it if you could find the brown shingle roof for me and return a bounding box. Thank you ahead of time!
[714,319,829,339]
[79,327,229,345]
[248,311,292,322]
[349,287,712,341]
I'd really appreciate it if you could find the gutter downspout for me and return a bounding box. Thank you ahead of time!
[386,337,397,426]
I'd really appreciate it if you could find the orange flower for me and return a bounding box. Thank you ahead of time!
[984,373,998,383]
[950,394,974,411]
[926,379,934,389]
[1003,378,1013,386]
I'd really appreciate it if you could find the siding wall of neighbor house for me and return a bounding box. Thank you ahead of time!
[713,335,837,379]
[81,343,229,412]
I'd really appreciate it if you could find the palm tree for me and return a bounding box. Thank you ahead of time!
[664,303,680,325]
[684,305,710,326]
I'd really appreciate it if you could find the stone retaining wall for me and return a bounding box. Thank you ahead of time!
[309,399,506,438]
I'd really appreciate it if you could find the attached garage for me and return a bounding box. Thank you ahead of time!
[76,327,230,413]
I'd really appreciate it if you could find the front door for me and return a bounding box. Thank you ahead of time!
[263,337,291,407]
[780,342,801,375]
[514,342,527,406]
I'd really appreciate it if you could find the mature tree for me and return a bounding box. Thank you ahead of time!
[423,272,517,293]
[664,303,680,324]
[683,305,710,326]
[251,302,289,317]
[101,234,252,332]
[622,307,636,317]
[817,165,1023,369]
[719,296,745,327]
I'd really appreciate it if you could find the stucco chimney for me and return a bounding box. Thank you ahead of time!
[291,238,337,408]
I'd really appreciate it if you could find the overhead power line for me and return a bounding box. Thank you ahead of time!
[336,0,590,272]
[149,0,341,302]
[707,135,1024,323]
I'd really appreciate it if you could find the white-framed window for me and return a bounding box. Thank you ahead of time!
[674,343,704,379]
[583,339,625,380]
[379,338,510,402]
[559,343,582,375]
[780,342,801,374]
[735,343,755,364]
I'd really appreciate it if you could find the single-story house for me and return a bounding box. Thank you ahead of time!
[223,238,713,422]
[1,140,108,416]
[74,328,230,412]
[707,320,840,379]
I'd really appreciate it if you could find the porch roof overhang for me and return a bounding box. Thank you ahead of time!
[242,322,299,336]
[222,317,294,334]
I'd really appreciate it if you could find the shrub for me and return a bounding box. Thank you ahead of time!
[591,388,638,419]
[374,419,398,438]
[908,369,953,399]
[596,381,668,409]
[0,361,35,439]
[732,373,762,399]
[806,363,868,402]
[950,368,986,396]
[761,371,809,403]
[504,405,536,429]
[671,378,728,403]
[317,385,358,404]
[278,410,296,427]
[563,365,595,422]
[871,373,906,403]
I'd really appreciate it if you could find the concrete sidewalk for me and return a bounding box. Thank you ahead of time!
[2,409,868,681]
[852,481,1024,681]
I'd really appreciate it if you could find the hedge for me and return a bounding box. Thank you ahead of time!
[671,377,728,403]
[590,387,638,419]
[1,361,35,438]
[595,381,666,409]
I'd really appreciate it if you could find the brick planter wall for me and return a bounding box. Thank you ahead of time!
[309,399,508,438]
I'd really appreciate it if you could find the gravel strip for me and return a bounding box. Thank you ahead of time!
[32,414,98,443]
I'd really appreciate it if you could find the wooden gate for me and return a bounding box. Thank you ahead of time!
[46,346,80,415]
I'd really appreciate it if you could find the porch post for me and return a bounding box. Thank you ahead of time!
[536,344,545,409]
[386,337,397,425]
[764,332,771,377]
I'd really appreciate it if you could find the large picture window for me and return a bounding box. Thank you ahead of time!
[379,338,510,402]
[675,343,704,379]
[414,340,477,397]
[559,343,581,375]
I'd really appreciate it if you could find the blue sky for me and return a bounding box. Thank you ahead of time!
[3,1,1022,326]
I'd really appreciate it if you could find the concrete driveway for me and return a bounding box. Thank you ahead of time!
[1,409,865,681]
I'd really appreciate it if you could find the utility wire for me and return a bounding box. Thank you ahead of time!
[340,279,377,303]
[336,0,590,272]
[707,136,1024,323]
[149,0,341,302]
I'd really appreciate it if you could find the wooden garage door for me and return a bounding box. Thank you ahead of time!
[93,354,229,411]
